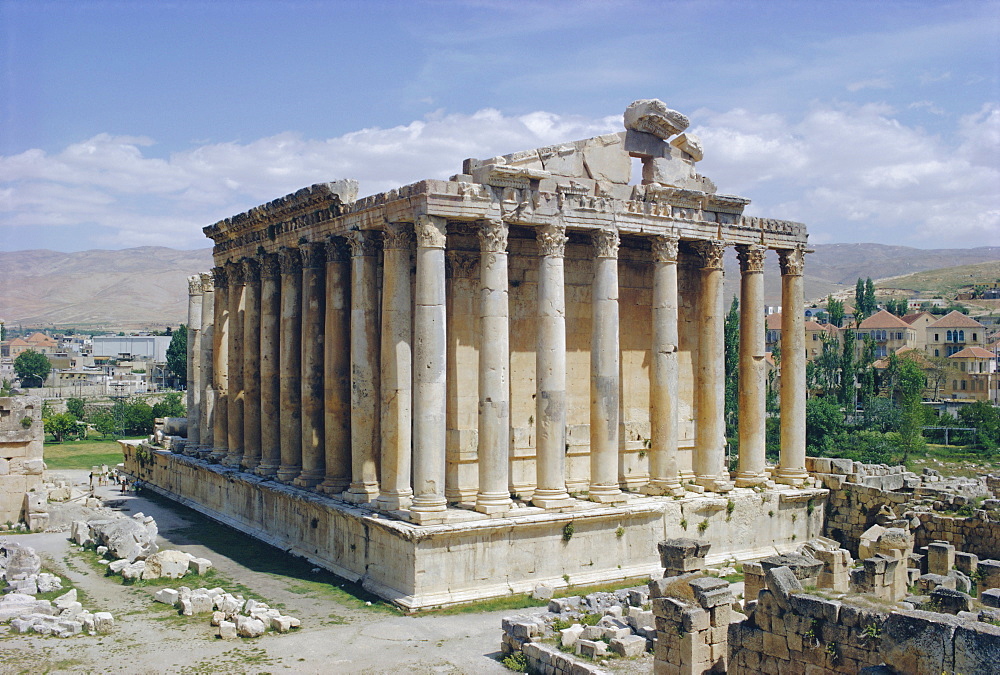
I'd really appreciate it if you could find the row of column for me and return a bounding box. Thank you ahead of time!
[184,221,809,523]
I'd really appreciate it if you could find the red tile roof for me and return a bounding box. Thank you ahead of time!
[949,346,996,359]
[928,311,985,329]
[858,310,910,330]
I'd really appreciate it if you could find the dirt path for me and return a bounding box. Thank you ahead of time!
[0,471,515,674]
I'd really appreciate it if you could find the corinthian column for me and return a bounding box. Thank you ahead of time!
[589,227,625,504]
[209,265,229,461]
[296,241,326,488]
[777,245,808,486]
[532,221,573,509]
[185,275,202,453]
[475,217,514,515]
[377,224,414,511]
[735,244,768,487]
[644,232,684,496]
[256,253,281,476]
[410,215,448,523]
[276,247,303,483]
[242,258,262,470]
[691,239,732,492]
[343,229,381,503]
[224,260,245,467]
[198,273,215,457]
[320,239,351,494]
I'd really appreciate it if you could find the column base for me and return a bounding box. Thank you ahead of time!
[293,472,324,488]
[408,496,448,525]
[342,483,380,504]
[241,456,261,472]
[275,466,301,483]
[587,485,627,505]
[642,480,685,497]
[774,468,809,486]
[734,472,768,488]
[221,454,244,469]
[255,463,279,478]
[531,489,575,510]
[376,490,413,511]
[208,449,228,463]
[475,492,513,515]
[318,478,350,495]
[694,476,735,493]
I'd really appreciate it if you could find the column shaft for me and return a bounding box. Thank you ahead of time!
[645,234,683,495]
[241,259,262,470]
[185,276,202,452]
[296,242,326,487]
[210,266,229,460]
[198,273,215,456]
[225,261,245,467]
[589,228,625,503]
[692,240,731,492]
[778,245,808,485]
[736,244,768,486]
[277,248,303,482]
[532,222,572,508]
[410,215,448,523]
[377,224,414,510]
[256,254,281,476]
[475,218,513,514]
[320,240,352,494]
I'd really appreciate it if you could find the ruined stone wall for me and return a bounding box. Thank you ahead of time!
[0,396,44,526]
[824,482,912,556]
[914,511,1000,560]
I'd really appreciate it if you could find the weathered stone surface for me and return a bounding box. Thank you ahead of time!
[880,610,959,675]
[4,544,41,579]
[623,99,689,139]
[218,620,238,639]
[90,516,158,563]
[142,550,190,580]
[154,588,179,606]
[764,566,802,610]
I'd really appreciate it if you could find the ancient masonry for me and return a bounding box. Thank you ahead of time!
[0,396,46,529]
[128,100,824,609]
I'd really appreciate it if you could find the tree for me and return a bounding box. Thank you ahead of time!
[723,296,740,440]
[806,396,844,453]
[166,324,188,383]
[13,350,51,388]
[827,296,845,327]
[152,392,186,418]
[855,278,866,319]
[66,397,86,420]
[895,357,927,461]
[840,329,856,407]
[811,333,841,398]
[858,335,877,408]
[865,278,876,316]
[43,412,79,442]
[958,400,1000,446]
[90,410,119,439]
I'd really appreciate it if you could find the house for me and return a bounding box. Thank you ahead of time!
[942,346,997,403]
[900,311,936,352]
[853,310,916,359]
[926,311,986,358]
[764,313,840,361]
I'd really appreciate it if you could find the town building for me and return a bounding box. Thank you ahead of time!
[926,310,987,358]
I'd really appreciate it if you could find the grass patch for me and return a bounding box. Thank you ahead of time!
[43,436,138,470]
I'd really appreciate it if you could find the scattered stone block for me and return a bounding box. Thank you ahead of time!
[561,624,584,649]
[764,566,802,610]
[880,610,959,675]
[154,588,179,606]
[980,588,1000,608]
[93,612,114,634]
[218,620,237,639]
[610,634,646,657]
[235,615,267,638]
[929,587,973,614]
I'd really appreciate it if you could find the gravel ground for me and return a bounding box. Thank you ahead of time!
[0,470,518,675]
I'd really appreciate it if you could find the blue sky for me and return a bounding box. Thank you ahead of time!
[1,0,997,251]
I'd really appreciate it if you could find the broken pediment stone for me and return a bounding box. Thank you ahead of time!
[670,133,704,162]
[624,99,690,139]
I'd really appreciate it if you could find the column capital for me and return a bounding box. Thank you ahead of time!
[536,222,568,258]
[260,252,281,279]
[241,257,260,283]
[382,222,414,250]
[736,243,767,274]
[446,250,480,279]
[477,217,508,253]
[300,240,327,268]
[346,229,380,257]
[651,234,680,264]
[778,244,806,277]
[278,247,302,275]
[212,265,229,289]
[188,274,203,296]
[226,259,246,284]
[592,227,620,259]
[199,272,214,293]
[691,239,726,270]
[415,215,447,249]
[326,237,350,262]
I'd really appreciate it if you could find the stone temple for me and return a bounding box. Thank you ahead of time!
[126,100,825,609]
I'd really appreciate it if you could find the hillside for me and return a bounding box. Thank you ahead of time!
[875,260,1000,298]
[1,244,997,329]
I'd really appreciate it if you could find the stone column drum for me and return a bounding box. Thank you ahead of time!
[256,253,281,477]
[644,232,683,496]
[531,221,573,509]
[276,247,303,483]
[198,273,215,456]
[691,240,731,492]
[185,275,202,452]
[210,265,230,461]
[735,244,768,487]
[224,260,245,467]
[588,227,625,504]
[320,239,352,494]
[410,215,448,523]
[241,258,262,471]
[777,245,808,485]
[343,230,381,503]
[475,217,513,515]
[377,224,414,511]
[296,242,326,488]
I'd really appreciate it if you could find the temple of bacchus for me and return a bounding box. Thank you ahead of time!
[126,100,826,609]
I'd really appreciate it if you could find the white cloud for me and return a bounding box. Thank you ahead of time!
[1,103,997,250]
[846,78,892,92]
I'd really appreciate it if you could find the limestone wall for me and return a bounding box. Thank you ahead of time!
[0,396,44,526]
[124,443,825,610]
[913,511,1000,560]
